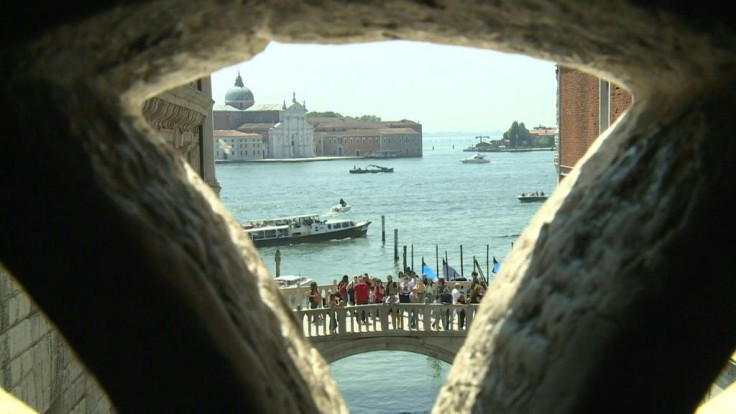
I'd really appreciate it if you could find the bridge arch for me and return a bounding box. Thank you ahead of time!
[296,303,479,364]
[313,335,466,364]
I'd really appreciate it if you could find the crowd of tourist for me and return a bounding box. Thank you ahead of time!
[305,268,489,334]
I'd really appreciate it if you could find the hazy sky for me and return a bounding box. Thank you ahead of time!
[210,41,557,134]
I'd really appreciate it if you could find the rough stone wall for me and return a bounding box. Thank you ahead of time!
[0,78,216,413]
[0,268,112,413]
[1,1,736,413]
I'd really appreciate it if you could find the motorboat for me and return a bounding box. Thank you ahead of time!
[330,199,351,212]
[274,275,313,288]
[349,164,394,174]
[242,213,371,247]
[460,153,490,164]
[330,204,351,213]
[517,192,549,202]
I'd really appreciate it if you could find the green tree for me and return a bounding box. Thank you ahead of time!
[518,122,531,147]
[509,121,519,147]
[306,112,381,121]
[503,121,532,147]
[307,111,343,118]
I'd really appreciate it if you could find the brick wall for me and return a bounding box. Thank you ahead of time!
[558,67,633,179]
[558,67,600,178]
[0,268,112,413]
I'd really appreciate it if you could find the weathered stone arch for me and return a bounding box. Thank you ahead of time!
[314,335,466,365]
[1,1,735,413]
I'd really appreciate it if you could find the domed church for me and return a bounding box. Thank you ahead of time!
[224,71,254,110]
[213,72,315,160]
[213,71,423,161]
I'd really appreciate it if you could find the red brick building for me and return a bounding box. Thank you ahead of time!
[556,66,633,180]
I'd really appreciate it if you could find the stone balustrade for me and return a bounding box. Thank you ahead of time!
[295,303,480,338]
[278,281,476,311]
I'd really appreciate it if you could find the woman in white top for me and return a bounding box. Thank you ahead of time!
[384,292,401,329]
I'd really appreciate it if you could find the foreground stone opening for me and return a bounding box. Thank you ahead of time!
[1,1,735,412]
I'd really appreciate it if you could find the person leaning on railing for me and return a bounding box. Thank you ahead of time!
[384,291,401,330]
[425,278,436,303]
[308,282,321,323]
[327,293,342,334]
[469,284,484,304]
[440,289,453,330]
[337,275,349,304]
[353,275,370,324]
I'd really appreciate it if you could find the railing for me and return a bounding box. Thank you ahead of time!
[294,303,480,338]
[279,281,475,312]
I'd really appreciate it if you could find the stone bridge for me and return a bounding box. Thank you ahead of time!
[282,282,478,363]
[296,303,478,364]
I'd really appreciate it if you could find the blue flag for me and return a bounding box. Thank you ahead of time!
[442,259,461,280]
[421,260,437,281]
[492,256,501,274]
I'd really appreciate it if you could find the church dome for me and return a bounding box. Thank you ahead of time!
[224,72,255,110]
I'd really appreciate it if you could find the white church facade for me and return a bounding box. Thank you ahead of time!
[268,94,314,158]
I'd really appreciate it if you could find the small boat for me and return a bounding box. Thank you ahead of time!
[350,164,394,174]
[330,199,351,212]
[242,213,371,247]
[460,153,490,164]
[274,275,314,288]
[330,203,351,213]
[517,192,549,202]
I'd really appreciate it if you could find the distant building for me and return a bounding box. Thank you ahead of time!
[529,125,557,148]
[214,130,264,161]
[311,118,422,158]
[213,72,422,159]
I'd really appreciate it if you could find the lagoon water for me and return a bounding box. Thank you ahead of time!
[216,135,557,413]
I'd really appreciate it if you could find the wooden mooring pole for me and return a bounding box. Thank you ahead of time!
[403,246,407,271]
[435,244,439,276]
[394,229,398,261]
[460,245,464,278]
[381,215,385,245]
[487,245,490,279]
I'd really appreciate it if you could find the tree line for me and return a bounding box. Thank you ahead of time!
[307,111,382,122]
[503,121,554,148]
[503,121,532,147]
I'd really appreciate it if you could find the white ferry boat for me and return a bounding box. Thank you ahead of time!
[460,153,490,164]
[241,213,371,247]
[274,275,313,288]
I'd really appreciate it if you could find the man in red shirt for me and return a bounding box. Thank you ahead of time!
[353,275,370,323]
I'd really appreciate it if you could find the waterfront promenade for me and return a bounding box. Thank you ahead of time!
[216,155,362,164]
